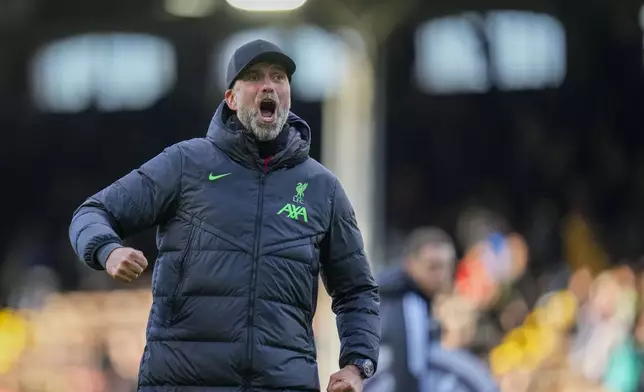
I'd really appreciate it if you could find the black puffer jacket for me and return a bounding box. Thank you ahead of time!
[69,101,380,392]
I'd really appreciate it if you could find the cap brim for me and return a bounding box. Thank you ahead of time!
[229,51,296,88]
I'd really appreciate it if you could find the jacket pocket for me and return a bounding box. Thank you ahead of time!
[167,225,196,324]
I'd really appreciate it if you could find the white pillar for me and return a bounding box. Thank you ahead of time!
[321,33,377,261]
[314,32,379,388]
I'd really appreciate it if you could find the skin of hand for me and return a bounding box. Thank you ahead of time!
[105,247,148,283]
[327,365,363,392]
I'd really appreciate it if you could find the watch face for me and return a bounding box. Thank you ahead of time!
[362,359,375,378]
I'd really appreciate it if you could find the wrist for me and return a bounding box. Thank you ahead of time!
[344,358,375,379]
[344,364,361,378]
[96,243,123,269]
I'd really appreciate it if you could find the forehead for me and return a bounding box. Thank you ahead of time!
[417,243,455,262]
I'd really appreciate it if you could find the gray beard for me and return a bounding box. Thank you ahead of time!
[237,105,289,141]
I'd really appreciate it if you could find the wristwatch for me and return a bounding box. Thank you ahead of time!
[347,358,375,379]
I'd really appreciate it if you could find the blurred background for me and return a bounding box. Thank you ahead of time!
[2,0,644,391]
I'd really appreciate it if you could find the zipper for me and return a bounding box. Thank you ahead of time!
[246,166,267,385]
[310,242,320,322]
[309,242,320,356]
[167,225,196,324]
[309,273,319,356]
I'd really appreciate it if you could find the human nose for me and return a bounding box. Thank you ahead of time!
[260,75,275,92]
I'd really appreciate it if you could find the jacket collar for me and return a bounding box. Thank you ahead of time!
[378,266,434,303]
[206,100,311,171]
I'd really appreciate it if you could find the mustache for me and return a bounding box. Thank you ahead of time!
[257,93,279,104]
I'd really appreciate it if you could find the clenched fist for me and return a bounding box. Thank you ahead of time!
[105,247,148,283]
[327,366,363,392]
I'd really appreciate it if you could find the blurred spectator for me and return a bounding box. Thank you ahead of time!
[365,227,456,392]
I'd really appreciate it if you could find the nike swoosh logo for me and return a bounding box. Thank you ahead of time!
[209,172,231,181]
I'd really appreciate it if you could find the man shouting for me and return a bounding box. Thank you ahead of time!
[69,39,380,392]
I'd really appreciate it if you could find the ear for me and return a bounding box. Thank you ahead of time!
[225,88,237,111]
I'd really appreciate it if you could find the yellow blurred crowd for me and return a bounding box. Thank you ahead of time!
[488,266,642,392]
[0,290,150,392]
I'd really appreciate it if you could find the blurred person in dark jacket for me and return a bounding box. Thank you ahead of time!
[68,39,380,392]
[364,227,455,392]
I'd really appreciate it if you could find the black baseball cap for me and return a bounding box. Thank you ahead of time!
[226,39,296,89]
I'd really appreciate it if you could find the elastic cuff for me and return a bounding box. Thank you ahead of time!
[96,243,123,269]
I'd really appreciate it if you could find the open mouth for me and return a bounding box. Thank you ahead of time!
[259,99,276,122]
